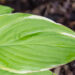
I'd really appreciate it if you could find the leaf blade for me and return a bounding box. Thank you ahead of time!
[0,5,13,15]
[0,70,52,75]
[0,13,75,73]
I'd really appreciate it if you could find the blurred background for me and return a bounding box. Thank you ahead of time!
[0,0,75,75]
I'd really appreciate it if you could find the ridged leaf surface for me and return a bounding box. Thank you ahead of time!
[0,13,75,74]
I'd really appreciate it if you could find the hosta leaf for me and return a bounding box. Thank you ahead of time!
[0,70,52,75]
[0,13,75,74]
[0,5,13,15]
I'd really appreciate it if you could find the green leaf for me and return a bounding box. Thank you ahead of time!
[0,70,52,75]
[0,13,75,74]
[0,5,13,15]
